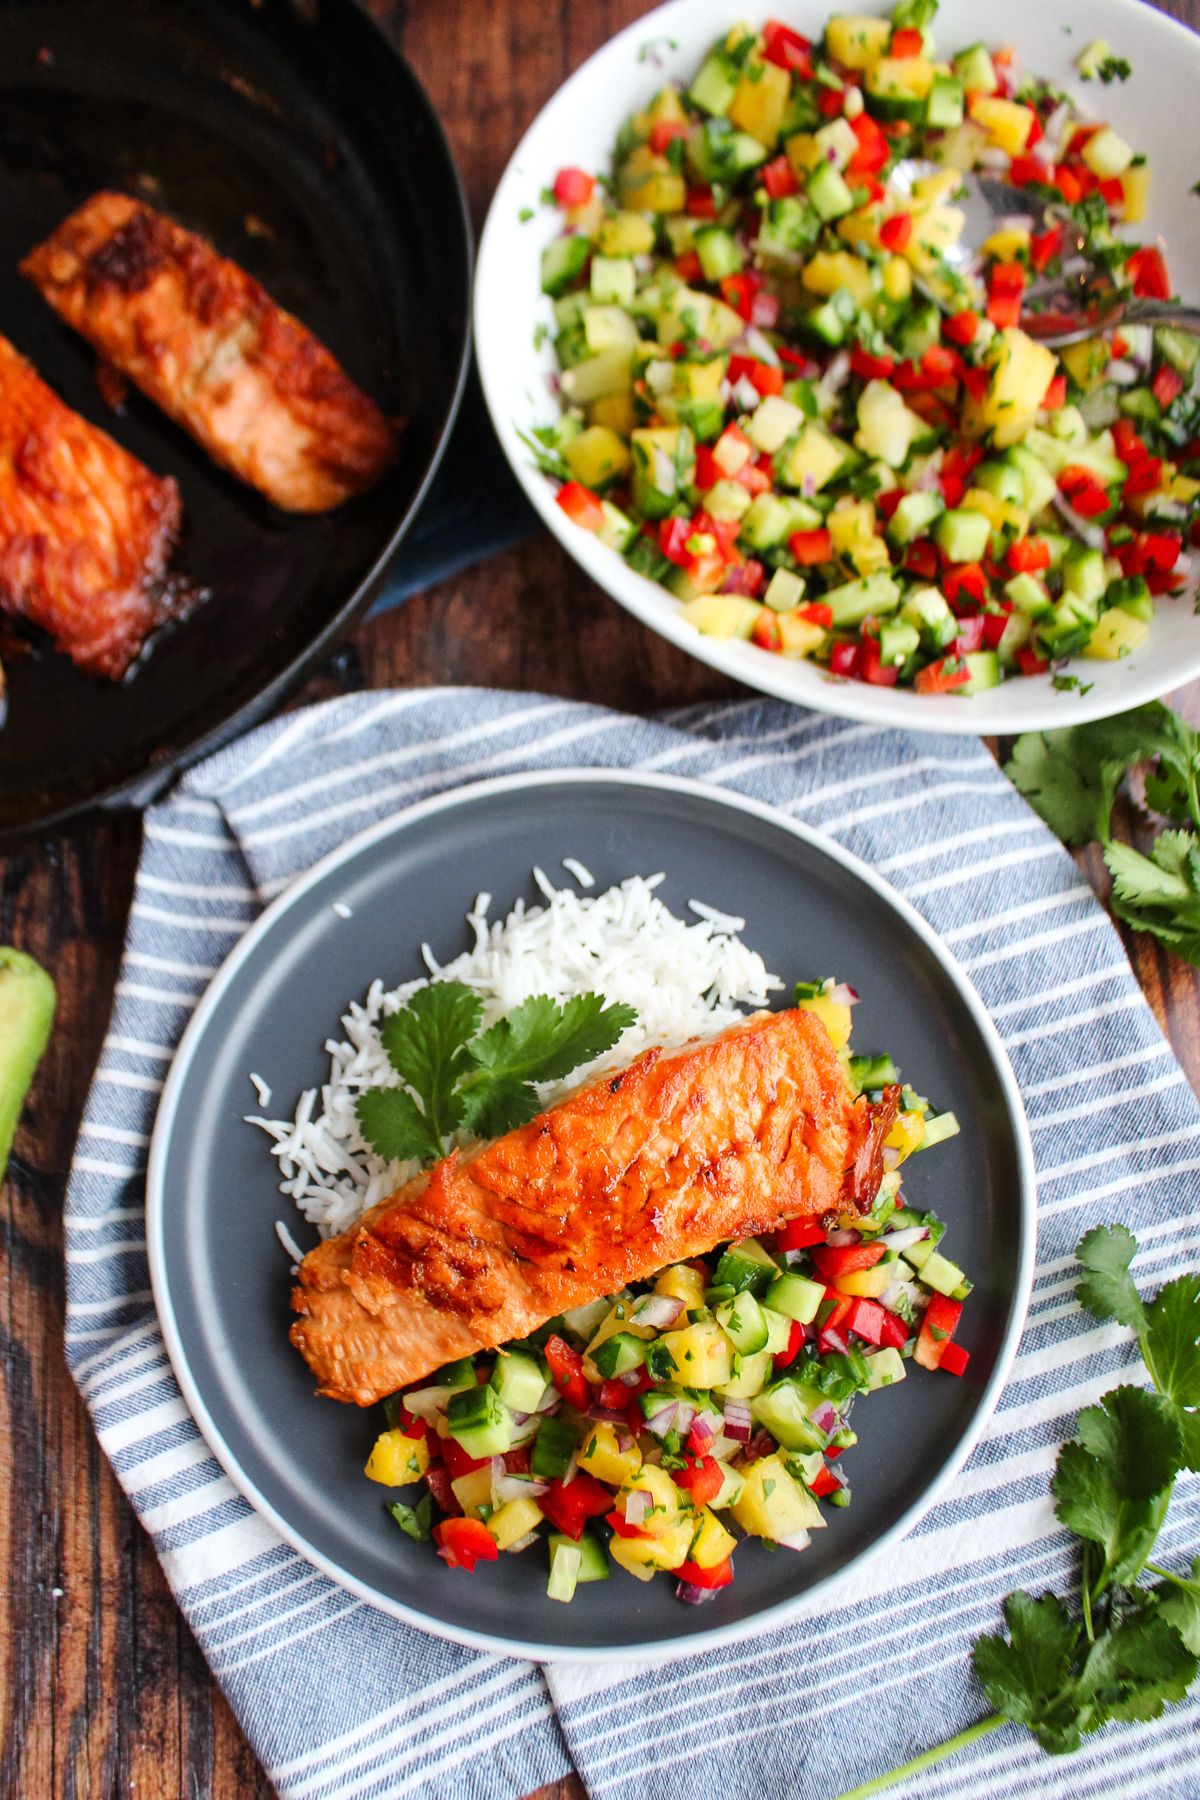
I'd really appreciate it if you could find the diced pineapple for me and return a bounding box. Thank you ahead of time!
[882,255,913,301]
[1082,127,1134,180]
[847,535,892,575]
[676,356,728,401]
[618,145,687,213]
[661,1319,735,1387]
[802,249,874,304]
[617,1462,680,1525]
[588,391,637,436]
[609,1517,694,1580]
[488,1495,545,1551]
[784,131,822,178]
[731,1453,823,1540]
[884,1110,926,1163]
[657,286,745,349]
[967,95,1036,156]
[825,14,891,69]
[561,348,633,403]
[363,1429,429,1487]
[828,498,876,554]
[1119,163,1150,223]
[564,425,632,488]
[1084,609,1151,660]
[655,1263,707,1309]
[979,328,1057,448]
[869,55,935,102]
[855,380,928,468]
[565,193,605,238]
[961,485,1029,538]
[981,225,1031,261]
[814,117,859,171]
[579,1419,643,1488]
[907,204,966,259]
[1060,338,1109,394]
[729,59,791,146]
[679,596,764,641]
[833,1263,896,1299]
[779,425,851,492]
[598,210,657,257]
[795,992,852,1049]
[776,613,827,658]
[836,201,886,253]
[911,168,963,208]
[451,1467,494,1518]
[689,1508,738,1570]
[745,393,806,454]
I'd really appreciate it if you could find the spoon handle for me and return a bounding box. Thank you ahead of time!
[1121,300,1200,336]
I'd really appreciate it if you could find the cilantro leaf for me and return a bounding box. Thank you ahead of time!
[1076,1223,1147,1332]
[355,1086,444,1164]
[380,981,482,1147]
[388,1494,433,1541]
[459,1070,545,1139]
[1052,1385,1181,1586]
[972,1592,1084,1753]
[1152,1557,1200,1654]
[467,992,636,1086]
[1076,1603,1197,1724]
[1143,1274,1200,1470]
[1005,704,1195,846]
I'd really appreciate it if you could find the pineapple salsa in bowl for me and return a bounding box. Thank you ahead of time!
[476,0,1200,729]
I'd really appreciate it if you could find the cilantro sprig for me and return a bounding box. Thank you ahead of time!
[833,1226,1200,1800]
[1007,702,1200,968]
[355,980,636,1162]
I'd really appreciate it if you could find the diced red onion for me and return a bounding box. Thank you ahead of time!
[882,1145,901,1172]
[783,1247,805,1266]
[616,1430,637,1456]
[652,445,675,490]
[822,1328,849,1356]
[563,1442,580,1486]
[777,1529,812,1553]
[978,145,1010,170]
[1052,492,1107,550]
[402,1385,453,1421]
[633,1294,684,1330]
[624,1487,652,1525]
[880,1280,907,1313]
[808,1401,839,1435]
[506,1530,541,1554]
[733,375,760,411]
[881,1225,929,1252]
[826,1227,861,1247]
[1032,136,1056,170]
[645,1402,679,1439]
[824,350,851,391]
[673,1401,696,1436]
[493,1471,549,1505]
[535,1388,561,1414]
[750,291,780,329]
[710,1434,741,1461]
[510,1410,531,1426]
[801,473,817,498]
[1045,100,1070,151]
[1107,358,1137,384]
[827,982,859,1007]
[586,1404,629,1423]
[745,326,780,366]
[745,1429,775,1462]
[618,1368,643,1389]
[688,1416,717,1454]
[723,1398,753,1442]
[676,1581,720,1605]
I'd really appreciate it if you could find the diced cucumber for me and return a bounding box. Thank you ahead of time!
[592,1331,648,1378]
[757,195,823,259]
[560,1295,613,1340]
[814,116,859,170]
[550,1529,609,1582]
[973,460,1025,506]
[694,225,744,283]
[934,507,991,564]
[919,1251,966,1297]
[447,1384,515,1458]
[864,1347,907,1391]
[1107,574,1153,621]
[1003,445,1058,517]
[713,1238,779,1296]
[901,585,957,649]
[822,572,902,628]
[996,609,1032,666]
[491,1349,547,1414]
[547,1540,583,1602]
[689,50,739,116]
[716,1291,770,1354]
[926,75,964,129]
[531,1415,577,1479]
[764,567,807,612]
[746,394,806,455]
[1156,327,1200,378]
[673,397,726,441]
[849,1052,899,1089]
[1062,544,1107,605]
[1004,571,1052,617]
[597,499,638,554]
[750,1380,827,1451]
[766,1273,825,1325]
[589,255,636,309]
[741,492,823,549]
[583,305,637,354]
[762,1307,794,1355]
[953,42,997,94]
[687,119,769,183]
[541,234,590,297]
[878,618,921,667]
[895,302,941,362]
[886,489,944,547]
[436,1357,478,1390]
[561,348,633,404]
[807,160,855,221]
[921,1111,960,1148]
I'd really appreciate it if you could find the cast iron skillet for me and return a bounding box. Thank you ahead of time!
[0,0,471,844]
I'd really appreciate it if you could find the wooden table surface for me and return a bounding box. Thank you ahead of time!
[2,0,1198,1795]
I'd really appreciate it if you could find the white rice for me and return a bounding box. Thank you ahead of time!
[248,867,782,1240]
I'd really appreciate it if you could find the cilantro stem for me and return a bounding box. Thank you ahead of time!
[1146,1561,1200,1593]
[830,1715,1009,1800]
[1081,1541,1095,1643]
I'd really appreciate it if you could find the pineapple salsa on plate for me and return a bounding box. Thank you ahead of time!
[363,978,969,1606]
[528,1,1198,696]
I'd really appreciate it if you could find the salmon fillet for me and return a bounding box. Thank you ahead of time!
[22,192,398,514]
[291,1010,898,1406]
[0,333,182,678]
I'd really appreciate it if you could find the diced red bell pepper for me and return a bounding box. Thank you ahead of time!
[921,344,961,386]
[890,25,923,56]
[693,446,720,492]
[810,1241,886,1280]
[542,1474,613,1540]
[441,1436,491,1480]
[750,361,785,397]
[1015,646,1050,677]
[755,612,781,658]
[981,612,1009,651]
[1124,458,1163,499]
[829,641,861,678]
[1030,220,1065,271]
[914,655,971,695]
[1127,246,1171,300]
[723,558,766,598]
[721,271,764,319]
[686,186,717,219]
[504,1447,532,1476]
[552,167,595,209]
[674,250,703,283]
[598,1378,633,1412]
[677,1556,734,1590]
[789,527,833,565]
[606,1507,652,1541]
[544,1332,591,1411]
[807,1464,842,1499]
[939,1341,971,1377]
[673,1455,724,1504]
[735,459,773,495]
[397,1404,428,1439]
[793,602,831,628]
[1142,531,1182,573]
[649,119,689,155]
[951,614,985,655]
[1007,536,1051,574]
[986,291,1022,329]
[844,1298,888,1345]
[1041,373,1067,411]
[820,1291,854,1329]
[434,1517,500,1571]
[750,289,781,329]
[1054,163,1085,205]
[773,1318,806,1370]
[1098,176,1125,207]
[939,472,965,509]
[1113,417,1150,467]
[943,309,979,346]
[914,1293,964,1370]
[762,153,800,199]
[774,1216,827,1251]
[556,481,605,532]
[877,1308,910,1352]
[817,85,846,118]
[778,345,819,374]
[1007,153,1045,187]
[860,641,900,686]
[989,260,1026,299]
[905,538,939,581]
[943,441,984,483]
[850,345,895,380]
[1152,363,1184,410]
[658,516,694,566]
[1059,466,1112,517]
[879,212,913,253]
[942,562,987,609]
[763,19,812,74]
[874,487,904,522]
[846,113,888,176]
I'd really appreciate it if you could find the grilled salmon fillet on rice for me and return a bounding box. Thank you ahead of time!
[22,192,398,514]
[291,1009,899,1406]
[0,332,182,678]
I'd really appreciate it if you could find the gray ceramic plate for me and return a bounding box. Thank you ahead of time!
[147,770,1036,1662]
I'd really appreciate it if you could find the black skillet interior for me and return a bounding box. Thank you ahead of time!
[0,0,471,841]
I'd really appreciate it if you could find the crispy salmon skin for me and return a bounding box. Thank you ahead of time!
[291,1009,897,1406]
[22,192,398,514]
[0,333,182,678]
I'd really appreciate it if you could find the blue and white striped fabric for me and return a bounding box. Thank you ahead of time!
[65,687,1200,1800]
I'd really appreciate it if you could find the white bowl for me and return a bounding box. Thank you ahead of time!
[476,0,1200,734]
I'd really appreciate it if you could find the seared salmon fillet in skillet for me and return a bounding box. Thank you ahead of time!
[291,1008,898,1406]
[22,192,398,513]
[0,332,182,677]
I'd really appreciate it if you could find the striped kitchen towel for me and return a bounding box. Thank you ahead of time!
[65,687,1200,1800]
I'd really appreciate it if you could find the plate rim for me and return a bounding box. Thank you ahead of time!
[473,0,1200,737]
[0,0,474,846]
[145,765,1038,1664]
